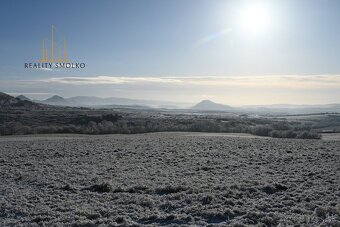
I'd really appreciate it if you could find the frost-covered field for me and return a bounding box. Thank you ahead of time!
[0,133,339,226]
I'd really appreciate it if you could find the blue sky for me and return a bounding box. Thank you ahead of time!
[1,0,340,105]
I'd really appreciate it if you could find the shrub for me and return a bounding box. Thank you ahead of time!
[284,130,298,138]
[269,130,297,138]
[297,131,321,139]
[272,121,291,130]
[251,125,273,136]
[269,130,282,138]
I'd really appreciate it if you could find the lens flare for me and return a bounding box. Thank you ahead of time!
[196,28,232,46]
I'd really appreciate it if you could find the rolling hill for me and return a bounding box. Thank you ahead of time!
[192,100,233,111]
[0,92,37,107]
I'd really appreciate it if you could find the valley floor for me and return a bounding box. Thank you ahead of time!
[0,133,339,226]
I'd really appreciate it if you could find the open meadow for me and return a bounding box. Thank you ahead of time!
[0,133,339,226]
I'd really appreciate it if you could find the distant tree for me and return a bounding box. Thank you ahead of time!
[251,125,273,136]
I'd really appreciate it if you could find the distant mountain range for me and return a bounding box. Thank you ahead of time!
[238,103,340,114]
[34,95,192,109]
[34,95,340,113]
[191,100,340,114]
[1,92,340,114]
[0,92,36,107]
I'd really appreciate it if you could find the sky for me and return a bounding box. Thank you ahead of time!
[1,0,340,105]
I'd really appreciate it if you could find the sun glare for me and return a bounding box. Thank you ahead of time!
[239,3,270,36]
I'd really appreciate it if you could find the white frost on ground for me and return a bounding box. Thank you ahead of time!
[0,132,339,226]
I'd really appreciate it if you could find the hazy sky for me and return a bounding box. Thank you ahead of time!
[1,0,340,105]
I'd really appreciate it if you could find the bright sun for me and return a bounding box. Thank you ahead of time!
[239,4,270,36]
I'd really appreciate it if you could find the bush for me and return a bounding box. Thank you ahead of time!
[268,130,297,138]
[269,130,321,139]
[272,121,291,130]
[284,130,298,138]
[297,131,321,139]
[251,125,273,136]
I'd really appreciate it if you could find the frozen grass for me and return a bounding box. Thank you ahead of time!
[0,132,339,226]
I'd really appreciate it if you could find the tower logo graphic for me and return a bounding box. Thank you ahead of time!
[25,25,85,69]
[39,25,71,63]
